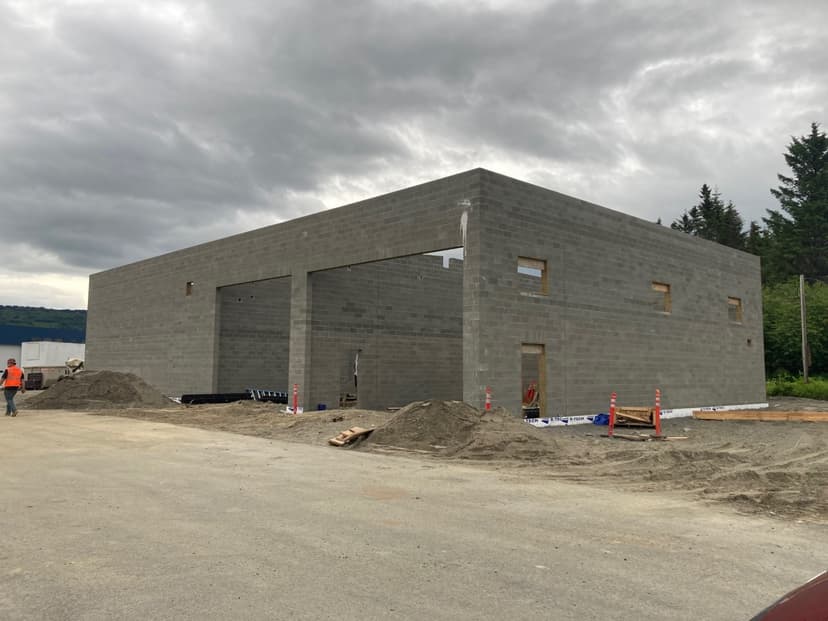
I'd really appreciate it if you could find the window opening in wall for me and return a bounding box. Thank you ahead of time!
[185,281,194,296]
[521,343,546,419]
[652,281,671,313]
[518,257,548,295]
[728,296,743,323]
[427,247,464,268]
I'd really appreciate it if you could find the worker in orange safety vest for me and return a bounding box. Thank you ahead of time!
[2,358,25,417]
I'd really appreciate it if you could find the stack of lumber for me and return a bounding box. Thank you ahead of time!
[693,410,828,422]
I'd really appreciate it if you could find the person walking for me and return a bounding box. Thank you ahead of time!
[2,358,25,417]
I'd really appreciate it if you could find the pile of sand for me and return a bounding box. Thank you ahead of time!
[24,370,176,410]
[364,401,554,460]
[450,406,556,460]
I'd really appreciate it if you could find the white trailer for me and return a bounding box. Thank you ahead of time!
[21,341,86,388]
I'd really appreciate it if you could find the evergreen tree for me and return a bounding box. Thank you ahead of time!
[719,200,746,249]
[764,122,828,283]
[671,184,746,250]
[744,221,767,258]
[672,212,695,233]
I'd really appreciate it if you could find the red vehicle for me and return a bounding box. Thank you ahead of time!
[750,570,828,620]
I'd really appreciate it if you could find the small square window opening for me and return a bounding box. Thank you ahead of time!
[728,296,743,322]
[518,257,548,295]
[185,281,194,296]
[652,281,671,313]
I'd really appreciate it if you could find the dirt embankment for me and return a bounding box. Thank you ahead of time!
[16,375,828,522]
[24,370,176,410]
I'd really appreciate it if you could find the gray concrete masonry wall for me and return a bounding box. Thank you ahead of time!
[86,168,765,417]
[86,170,479,400]
[473,170,765,417]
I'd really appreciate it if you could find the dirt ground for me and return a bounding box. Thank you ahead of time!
[17,374,828,523]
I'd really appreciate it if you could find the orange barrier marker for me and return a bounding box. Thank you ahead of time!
[608,392,617,437]
[654,388,662,437]
[292,383,299,415]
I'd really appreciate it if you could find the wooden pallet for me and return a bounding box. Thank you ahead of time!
[693,410,828,422]
[614,406,656,427]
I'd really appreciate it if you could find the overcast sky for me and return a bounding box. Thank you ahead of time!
[1,0,826,309]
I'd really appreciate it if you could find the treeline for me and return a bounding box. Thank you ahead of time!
[0,305,87,332]
[669,122,828,376]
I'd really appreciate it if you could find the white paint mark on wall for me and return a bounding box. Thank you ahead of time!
[460,209,468,248]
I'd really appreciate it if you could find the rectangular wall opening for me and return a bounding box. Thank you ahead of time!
[652,281,672,313]
[215,276,291,393]
[728,296,743,323]
[517,257,548,295]
[310,248,464,411]
[521,343,546,418]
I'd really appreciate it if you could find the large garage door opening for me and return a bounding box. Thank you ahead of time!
[309,249,464,411]
[215,276,291,393]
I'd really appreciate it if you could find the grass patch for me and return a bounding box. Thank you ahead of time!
[767,374,828,400]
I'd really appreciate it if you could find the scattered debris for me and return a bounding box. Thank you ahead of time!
[339,393,358,408]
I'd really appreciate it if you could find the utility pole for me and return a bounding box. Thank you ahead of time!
[800,274,809,383]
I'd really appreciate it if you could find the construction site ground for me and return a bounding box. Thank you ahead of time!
[4,374,827,619]
[1,407,825,620]
[26,393,827,522]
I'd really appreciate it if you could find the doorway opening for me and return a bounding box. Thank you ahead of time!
[521,343,546,418]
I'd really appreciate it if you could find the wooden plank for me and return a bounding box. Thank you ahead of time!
[328,427,374,446]
[605,433,688,441]
[693,410,828,422]
[607,433,651,441]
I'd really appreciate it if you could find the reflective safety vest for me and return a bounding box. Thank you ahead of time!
[4,365,23,388]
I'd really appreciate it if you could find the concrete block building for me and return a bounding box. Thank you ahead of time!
[86,169,766,417]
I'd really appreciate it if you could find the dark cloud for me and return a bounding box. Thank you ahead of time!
[0,0,826,308]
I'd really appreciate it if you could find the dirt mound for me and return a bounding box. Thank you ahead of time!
[365,400,482,452]
[24,370,176,410]
[364,401,555,460]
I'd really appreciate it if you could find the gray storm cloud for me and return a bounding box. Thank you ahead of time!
[0,0,826,307]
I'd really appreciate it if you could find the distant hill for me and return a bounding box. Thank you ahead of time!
[0,305,87,332]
